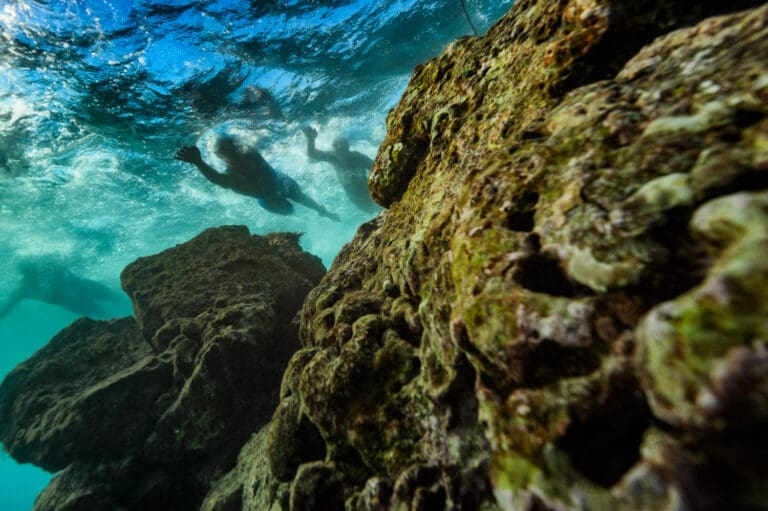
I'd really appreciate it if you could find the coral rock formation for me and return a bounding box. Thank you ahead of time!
[248,1,768,510]
[0,226,325,510]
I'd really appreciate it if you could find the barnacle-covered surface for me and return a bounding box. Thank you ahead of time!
[253,1,768,510]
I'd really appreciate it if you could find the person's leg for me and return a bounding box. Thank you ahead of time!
[282,175,339,221]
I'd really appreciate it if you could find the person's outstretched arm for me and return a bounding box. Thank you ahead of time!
[301,127,340,166]
[174,146,230,188]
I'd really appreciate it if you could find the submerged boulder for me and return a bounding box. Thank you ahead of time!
[233,1,768,510]
[0,226,325,510]
[0,317,161,471]
[121,226,325,460]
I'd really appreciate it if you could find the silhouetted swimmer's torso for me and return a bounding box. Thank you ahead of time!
[0,258,122,321]
[174,136,339,221]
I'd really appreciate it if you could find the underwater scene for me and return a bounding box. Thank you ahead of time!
[0,1,511,509]
[3,0,768,510]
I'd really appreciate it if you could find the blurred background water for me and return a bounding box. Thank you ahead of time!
[0,0,512,508]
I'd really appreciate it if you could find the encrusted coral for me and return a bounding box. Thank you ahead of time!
[253,1,768,510]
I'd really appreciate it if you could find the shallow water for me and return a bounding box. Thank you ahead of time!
[0,1,512,508]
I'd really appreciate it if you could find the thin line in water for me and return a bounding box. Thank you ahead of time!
[459,0,479,35]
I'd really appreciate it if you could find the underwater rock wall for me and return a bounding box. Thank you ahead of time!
[1,1,768,510]
[0,226,325,510]
[248,1,768,510]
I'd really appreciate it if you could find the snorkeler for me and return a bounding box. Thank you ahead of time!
[301,126,379,213]
[174,136,340,221]
[0,258,122,321]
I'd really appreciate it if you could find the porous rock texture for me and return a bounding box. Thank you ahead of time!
[2,1,768,510]
[0,226,325,510]
[208,1,767,510]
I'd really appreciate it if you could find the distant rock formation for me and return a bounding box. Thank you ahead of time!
[0,226,325,510]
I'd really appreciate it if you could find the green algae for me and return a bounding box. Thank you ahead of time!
[258,2,768,510]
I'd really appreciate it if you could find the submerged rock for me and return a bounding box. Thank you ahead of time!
[236,1,767,511]
[0,317,160,471]
[0,226,325,510]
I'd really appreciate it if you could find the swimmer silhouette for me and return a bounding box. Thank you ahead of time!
[302,126,379,213]
[0,258,122,321]
[175,136,340,221]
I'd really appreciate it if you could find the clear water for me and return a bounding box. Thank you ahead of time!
[0,1,512,509]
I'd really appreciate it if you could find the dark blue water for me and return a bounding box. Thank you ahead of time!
[0,1,512,508]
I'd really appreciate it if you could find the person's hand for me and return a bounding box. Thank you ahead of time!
[174,146,202,165]
[301,126,318,140]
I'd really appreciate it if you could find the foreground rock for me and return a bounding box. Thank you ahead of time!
[0,226,325,510]
[2,1,768,510]
[206,2,766,511]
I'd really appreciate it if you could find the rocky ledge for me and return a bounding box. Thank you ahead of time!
[2,1,768,510]
[0,226,325,510]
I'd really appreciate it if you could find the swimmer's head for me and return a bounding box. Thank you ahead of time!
[244,85,266,102]
[215,135,243,162]
[332,137,349,153]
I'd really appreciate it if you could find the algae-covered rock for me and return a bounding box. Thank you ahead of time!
[122,225,325,345]
[637,191,768,431]
[258,1,768,510]
[0,226,325,511]
[0,317,163,471]
[120,226,325,460]
[201,429,291,511]
[5,0,768,509]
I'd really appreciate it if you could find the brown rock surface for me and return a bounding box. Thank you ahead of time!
[242,2,768,510]
[0,317,161,471]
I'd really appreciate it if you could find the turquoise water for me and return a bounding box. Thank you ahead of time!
[0,303,82,511]
[0,1,512,508]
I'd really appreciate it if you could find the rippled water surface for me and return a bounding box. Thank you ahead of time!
[0,1,512,508]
